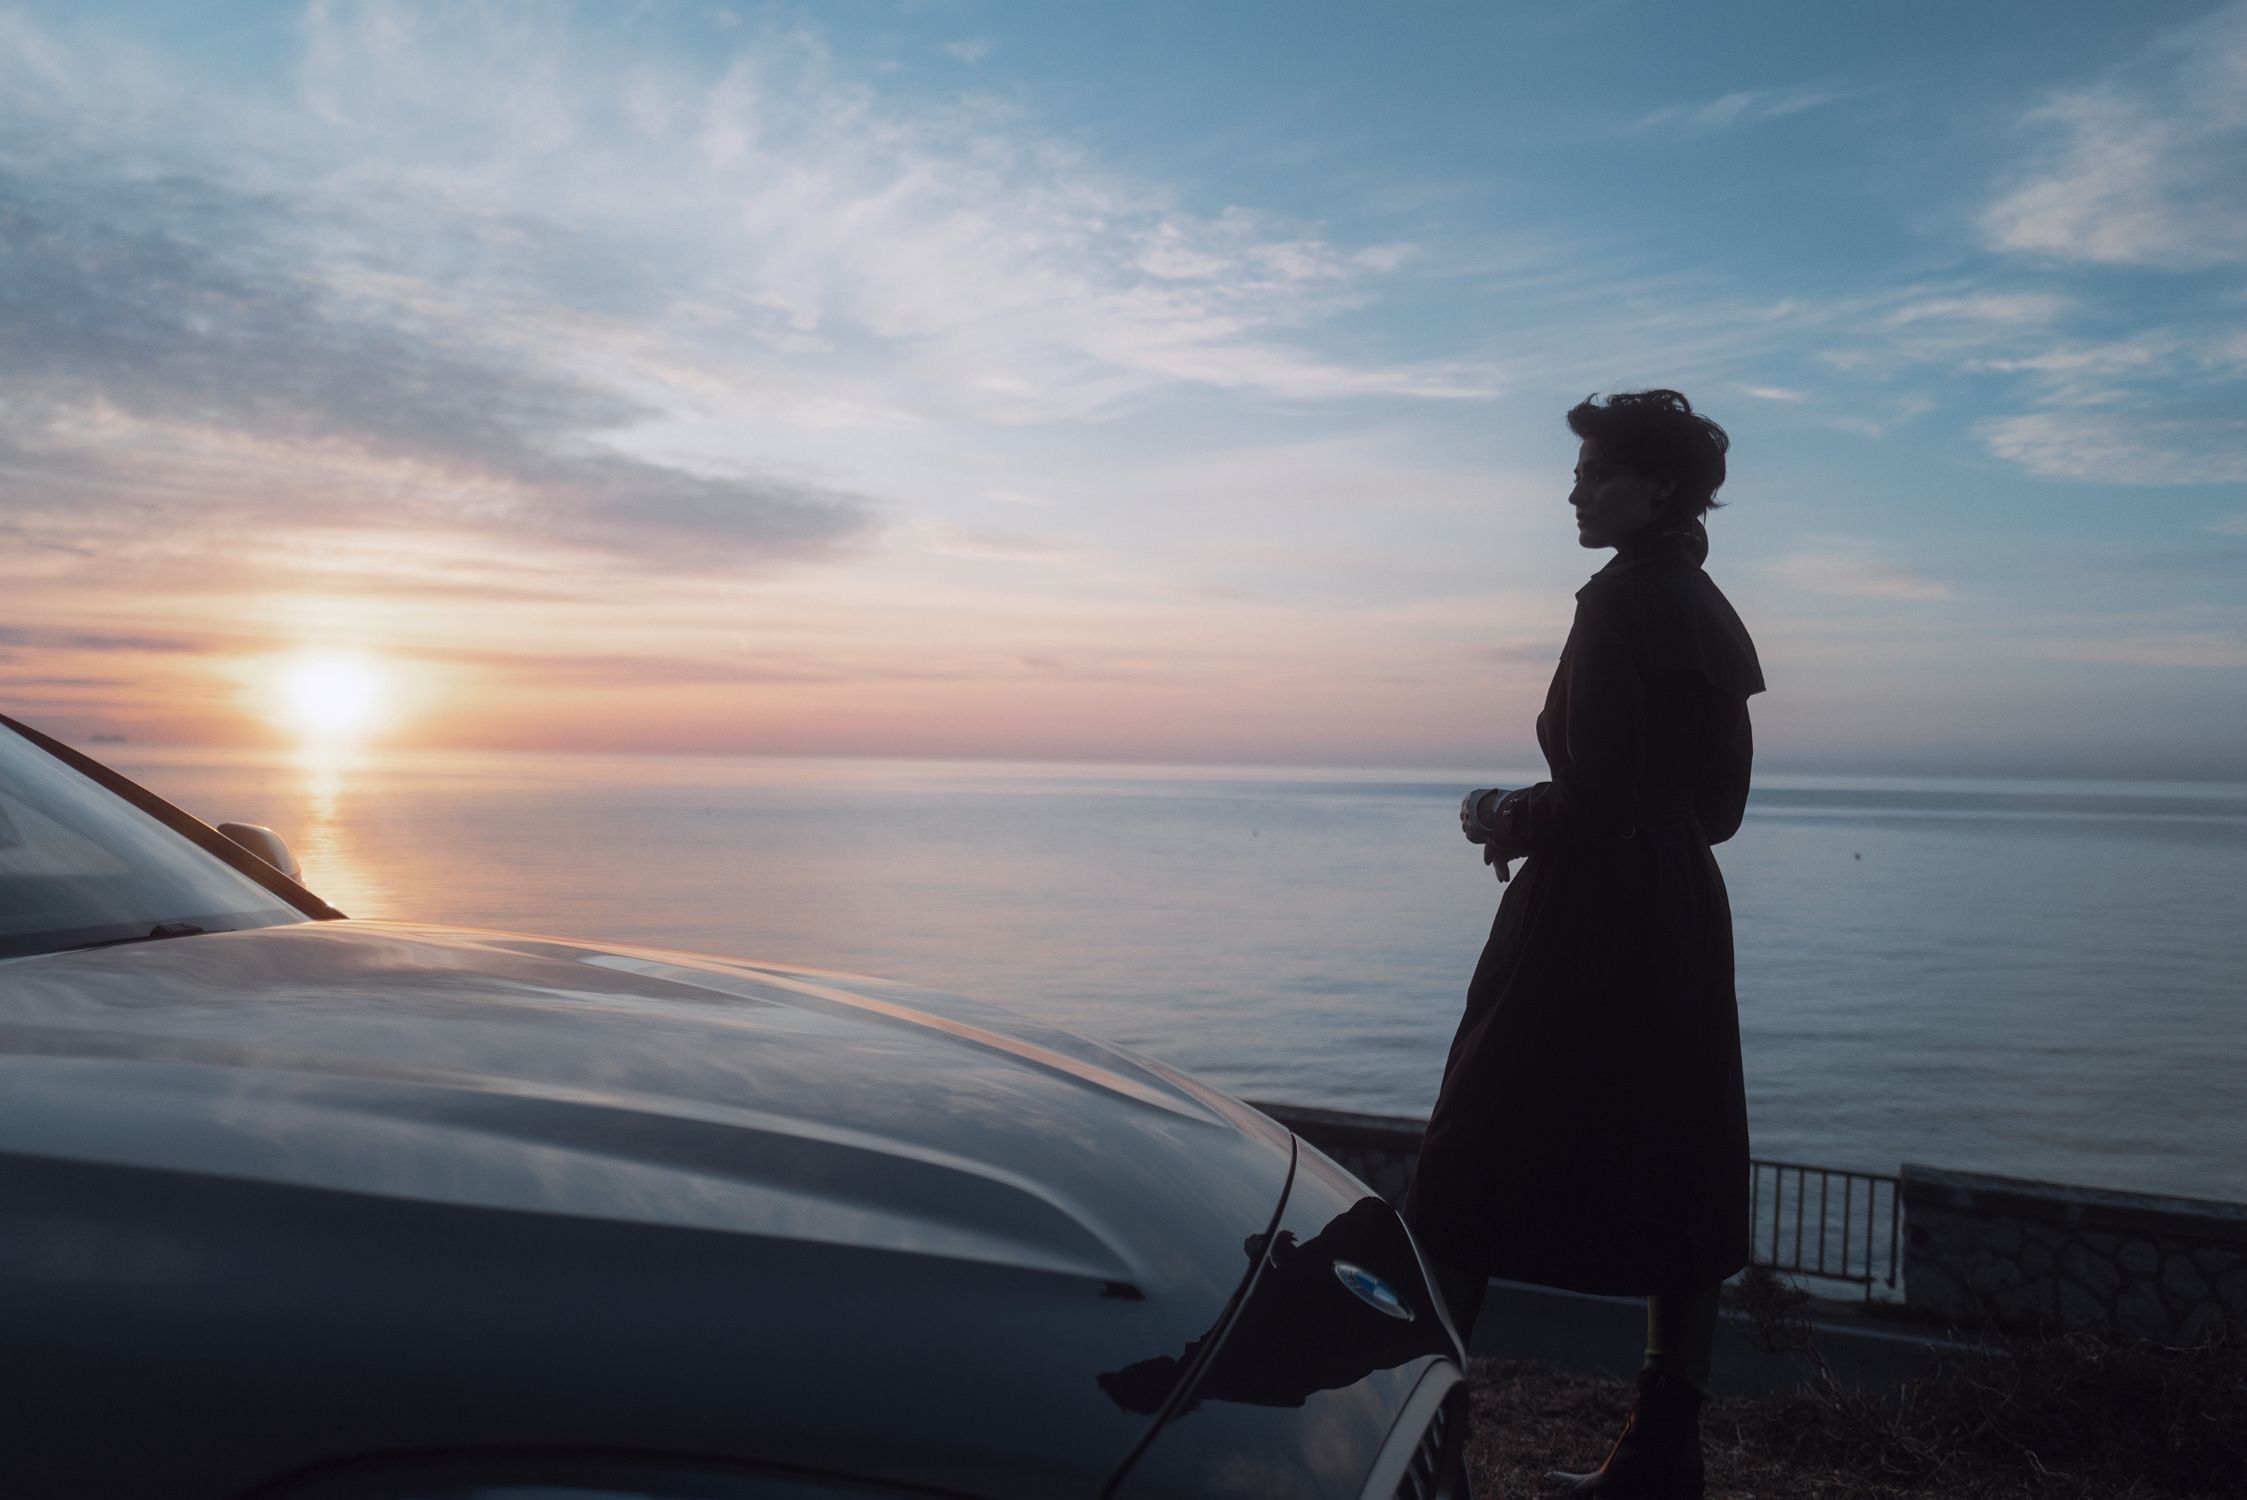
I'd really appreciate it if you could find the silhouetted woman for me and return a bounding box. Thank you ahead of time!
[1405,390,1762,1499]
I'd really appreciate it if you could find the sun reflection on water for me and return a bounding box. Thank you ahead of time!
[285,743,390,919]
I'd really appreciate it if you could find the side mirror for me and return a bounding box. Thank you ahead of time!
[217,822,304,882]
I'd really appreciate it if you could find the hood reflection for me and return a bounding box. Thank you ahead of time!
[1099,1196,1439,1416]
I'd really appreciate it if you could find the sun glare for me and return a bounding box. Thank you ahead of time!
[278,652,387,743]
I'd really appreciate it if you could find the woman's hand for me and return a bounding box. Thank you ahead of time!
[1459,789,1501,844]
[1463,787,1528,878]
[1461,788,1522,845]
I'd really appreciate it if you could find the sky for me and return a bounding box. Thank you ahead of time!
[3,0,2245,777]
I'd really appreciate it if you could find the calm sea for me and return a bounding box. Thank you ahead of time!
[108,748,2247,1204]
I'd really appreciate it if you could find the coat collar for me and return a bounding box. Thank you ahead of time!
[1594,517,1708,580]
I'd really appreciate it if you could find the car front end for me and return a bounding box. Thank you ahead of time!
[0,715,1466,1498]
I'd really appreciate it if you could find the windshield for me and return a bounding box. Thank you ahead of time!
[0,726,309,961]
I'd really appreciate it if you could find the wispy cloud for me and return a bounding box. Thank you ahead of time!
[0,626,199,654]
[942,38,992,65]
[2030,631,2247,669]
[1770,552,1954,601]
[920,523,1075,561]
[1472,640,1565,666]
[1823,278,2247,482]
[1980,3,2247,268]
[1968,332,2179,389]
[1882,291,2073,330]
[1839,287,2080,373]
[0,104,874,580]
[1979,412,2247,485]
[0,675,135,690]
[1639,82,1852,132]
[1901,9,2247,483]
[0,1,1505,621]
[311,8,1486,419]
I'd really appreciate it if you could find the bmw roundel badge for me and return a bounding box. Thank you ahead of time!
[1332,1260,1415,1321]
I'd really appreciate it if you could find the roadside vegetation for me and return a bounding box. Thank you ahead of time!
[1464,1272,2246,1498]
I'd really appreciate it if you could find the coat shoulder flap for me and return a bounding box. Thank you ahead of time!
[1575,559,1765,700]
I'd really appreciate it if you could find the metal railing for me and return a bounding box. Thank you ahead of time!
[1247,1102,1909,1301]
[1748,1158,1901,1299]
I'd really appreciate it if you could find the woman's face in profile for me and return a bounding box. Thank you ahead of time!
[1570,439,1670,549]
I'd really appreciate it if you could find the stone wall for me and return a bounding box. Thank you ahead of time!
[1901,1164,2247,1342]
[1256,1103,2247,1343]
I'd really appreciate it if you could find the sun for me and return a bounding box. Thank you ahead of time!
[277,652,387,743]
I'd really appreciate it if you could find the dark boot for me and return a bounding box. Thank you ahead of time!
[1546,1369,1704,1498]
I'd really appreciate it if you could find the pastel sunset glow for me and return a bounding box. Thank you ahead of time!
[5,1,2245,776]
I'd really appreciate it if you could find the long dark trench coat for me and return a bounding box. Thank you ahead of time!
[1404,526,1765,1296]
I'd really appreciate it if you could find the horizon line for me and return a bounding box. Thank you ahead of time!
[59,735,2247,791]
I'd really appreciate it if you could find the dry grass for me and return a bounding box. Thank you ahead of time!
[1462,1275,2247,1499]
[1467,1359,1934,1499]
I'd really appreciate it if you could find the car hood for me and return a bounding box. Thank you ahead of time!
[0,920,1296,1498]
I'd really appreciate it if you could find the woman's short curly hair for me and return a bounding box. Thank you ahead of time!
[1565,389,1730,519]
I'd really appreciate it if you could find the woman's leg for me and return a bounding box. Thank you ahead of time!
[1643,1283,1721,1394]
[1428,1257,1487,1345]
[1552,1284,1720,1495]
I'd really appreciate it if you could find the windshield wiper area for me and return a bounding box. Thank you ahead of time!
[69,921,211,952]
